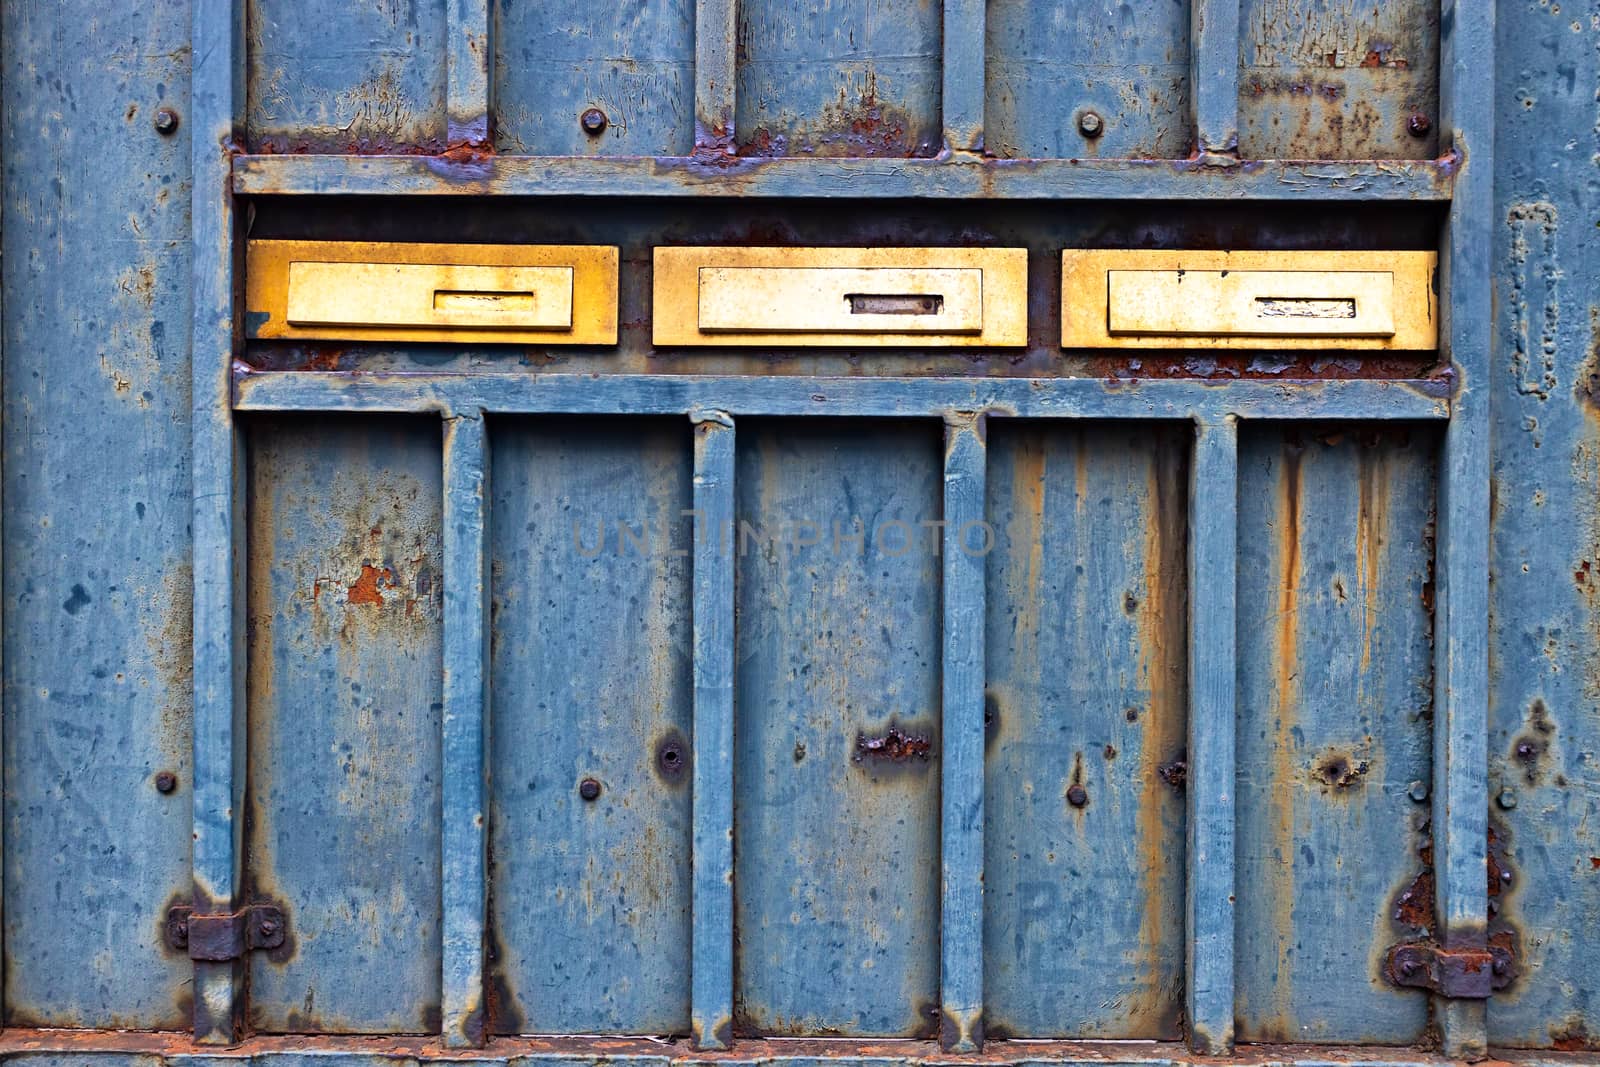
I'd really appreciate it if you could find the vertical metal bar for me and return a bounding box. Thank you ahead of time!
[690,409,735,1050]
[1186,416,1237,1055]
[1433,0,1494,1059]
[939,413,986,1051]
[1189,0,1241,157]
[189,0,246,1046]
[442,411,491,1047]
[446,0,492,147]
[693,0,738,154]
[941,0,986,153]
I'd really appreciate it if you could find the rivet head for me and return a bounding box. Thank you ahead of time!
[155,771,178,794]
[1407,780,1429,802]
[579,777,602,801]
[1078,111,1104,138]
[154,107,180,135]
[1407,112,1432,137]
[1497,787,1518,810]
[580,107,608,136]
[1066,784,1089,808]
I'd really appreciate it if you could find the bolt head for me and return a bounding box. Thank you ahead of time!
[1066,784,1089,808]
[154,107,180,135]
[1407,112,1432,137]
[1078,111,1104,137]
[579,777,602,801]
[580,108,608,135]
[155,771,178,794]
[1497,787,1518,810]
[1407,780,1428,802]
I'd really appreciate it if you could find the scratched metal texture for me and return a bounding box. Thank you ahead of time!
[1237,0,1440,159]
[732,420,942,1036]
[982,423,1188,1038]
[486,417,693,1035]
[244,415,445,1034]
[985,0,1193,159]
[247,0,448,152]
[492,0,695,156]
[734,0,942,157]
[1234,424,1439,1044]
[0,0,196,1031]
[1484,0,1600,1050]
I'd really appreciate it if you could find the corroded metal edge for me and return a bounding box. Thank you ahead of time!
[1,1031,1595,1065]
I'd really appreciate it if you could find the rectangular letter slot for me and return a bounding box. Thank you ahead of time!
[656,248,1026,347]
[1062,250,1437,351]
[247,241,619,344]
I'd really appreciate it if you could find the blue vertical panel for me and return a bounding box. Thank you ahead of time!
[247,0,448,151]
[985,0,1192,159]
[735,0,942,156]
[734,420,942,1036]
[938,416,985,1053]
[1,0,195,1030]
[245,416,444,1033]
[982,424,1188,1039]
[487,418,692,1036]
[441,413,490,1047]
[493,0,694,155]
[1185,418,1238,1055]
[1486,0,1600,1048]
[691,413,736,1050]
[1237,0,1439,159]
[1234,425,1437,1044]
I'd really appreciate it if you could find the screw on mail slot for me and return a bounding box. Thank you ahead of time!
[286,262,575,330]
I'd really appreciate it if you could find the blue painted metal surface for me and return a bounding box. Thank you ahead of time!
[5,0,1597,1061]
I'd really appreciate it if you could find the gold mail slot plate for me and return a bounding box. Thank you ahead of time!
[655,247,1028,347]
[1062,250,1437,350]
[247,240,619,344]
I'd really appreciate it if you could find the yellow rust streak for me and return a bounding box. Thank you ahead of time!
[1265,439,1305,1036]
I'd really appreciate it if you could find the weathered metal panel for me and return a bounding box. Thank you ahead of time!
[0,0,195,1031]
[247,0,448,151]
[1485,0,1600,1050]
[985,0,1193,159]
[486,417,693,1036]
[1237,0,1440,159]
[493,0,695,156]
[1234,424,1438,1043]
[732,421,942,1036]
[981,423,1188,1039]
[735,0,942,157]
[244,416,444,1033]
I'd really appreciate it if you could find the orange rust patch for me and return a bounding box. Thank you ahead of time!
[347,563,395,605]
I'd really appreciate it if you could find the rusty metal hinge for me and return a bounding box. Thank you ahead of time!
[165,903,287,962]
[1385,941,1516,999]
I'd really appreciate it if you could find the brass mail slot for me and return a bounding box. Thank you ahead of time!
[247,241,619,344]
[655,247,1027,347]
[1062,250,1438,350]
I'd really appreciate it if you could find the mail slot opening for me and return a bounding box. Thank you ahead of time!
[846,293,944,316]
[1254,296,1358,320]
[433,289,539,313]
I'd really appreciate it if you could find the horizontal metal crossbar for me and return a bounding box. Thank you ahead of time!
[0,1031,1580,1066]
[232,370,1451,422]
[232,154,1456,202]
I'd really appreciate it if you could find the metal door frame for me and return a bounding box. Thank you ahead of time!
[5,0,1506,1062]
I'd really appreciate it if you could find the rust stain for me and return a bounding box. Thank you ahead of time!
[739,70,937,159]
[346,563,396,605]
[854,724,932,763]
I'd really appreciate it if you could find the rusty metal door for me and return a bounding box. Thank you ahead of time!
[4,0,1599,1065]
